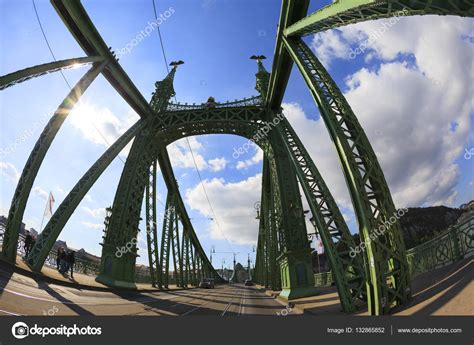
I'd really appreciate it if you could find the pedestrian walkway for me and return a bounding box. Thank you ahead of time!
[10,255,184,292]
[258,258,473,316]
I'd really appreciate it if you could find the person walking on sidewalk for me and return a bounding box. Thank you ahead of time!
[67,251,75,279]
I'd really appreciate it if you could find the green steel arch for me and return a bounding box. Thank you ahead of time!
[0,0,471,315]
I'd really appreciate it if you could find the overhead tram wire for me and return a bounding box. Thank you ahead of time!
[32,0,126,165]
[151,0,234,253]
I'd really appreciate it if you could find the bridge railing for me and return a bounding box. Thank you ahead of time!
[314,271,333,287]
[165,96,263,111]
[0,229,102,276]
[405,214,473,278]
[0,228,185,285]
[313,214,474,287]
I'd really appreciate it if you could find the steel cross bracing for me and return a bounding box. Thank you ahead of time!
[1,0,472,314]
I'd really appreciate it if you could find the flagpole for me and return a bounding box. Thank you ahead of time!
[39,195,49,234]
[39,192,54,234]
[316,235,321,273]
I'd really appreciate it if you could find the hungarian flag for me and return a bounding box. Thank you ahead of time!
[44,192,55,218]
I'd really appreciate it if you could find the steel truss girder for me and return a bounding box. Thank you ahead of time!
[145,160,161,287]
[0,56,105,90]
[262,157,281,291]
[170,204,183,287]
[254,164,269,287]
[159,192,174,288]
[181,230,191,287]
[268,132,309,252]
[285,0,474,37]
[276,117,366,312]
[284,37,409,315]
[1,60,108,263]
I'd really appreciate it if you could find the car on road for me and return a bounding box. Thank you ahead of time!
[244,279,253,286]
[199,278,215,289]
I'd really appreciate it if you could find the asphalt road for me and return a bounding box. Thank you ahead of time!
[0,264,296,316]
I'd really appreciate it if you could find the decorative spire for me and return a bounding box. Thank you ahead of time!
[150,60,184,112]
[250,55,270,100]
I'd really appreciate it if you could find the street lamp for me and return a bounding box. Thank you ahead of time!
[308,217,322,273]
[254,201,261,219]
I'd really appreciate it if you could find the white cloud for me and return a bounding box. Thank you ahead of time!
[0,162,20,182]
[83,194,94,203]
[185,174,262,245]
[81,221,103,230]
[311,29,351,68]
[291,15,473,209]
[32,186,48,200]
[82,206,106,219]
[208,157,227,172]
[168,137,208,170]
[55,186,65,195]
[235,147,263,170]
[69,102,137,157]
[168,137,230,173]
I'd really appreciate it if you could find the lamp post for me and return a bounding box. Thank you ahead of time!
[309,217,321,273]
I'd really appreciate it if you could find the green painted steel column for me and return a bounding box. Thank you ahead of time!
[95,128,153,288]
[269,132,317,300]
[159,193,174,288]
[145,160,161,287]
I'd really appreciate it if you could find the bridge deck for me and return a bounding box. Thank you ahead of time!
[0,257,471,316]
[0,260,292,316]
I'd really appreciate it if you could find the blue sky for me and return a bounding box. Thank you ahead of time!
[1,0,473,268]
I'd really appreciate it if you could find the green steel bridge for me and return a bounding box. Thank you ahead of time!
[1,0,473,316]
